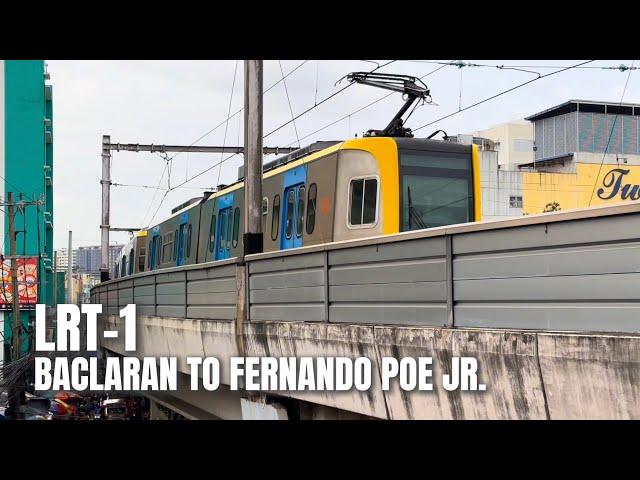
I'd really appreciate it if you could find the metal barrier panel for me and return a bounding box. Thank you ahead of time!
[453,213,640,332]
[187,264,237,320]
[248,253,326,322]
[328,237,447,326]
[133,276,156,317]
[91,204,640,333]
[155,271,188,318]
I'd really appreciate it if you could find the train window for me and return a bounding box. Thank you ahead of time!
[139,246,146,272]
[162,232,174,263]
[296,185,305,237]
[128,248,134,275]
[209,215,216,253]
[399,149,472,231]
[285,189,295,239]
[271,195,280,241]
[174,229,178,260]
[226,209,233,250]
[306,183,317,235]
[262,197,268,216]
[232,208,240,248]
[349,177,378,226]
[121,256,127,278]
[186,224,192,257]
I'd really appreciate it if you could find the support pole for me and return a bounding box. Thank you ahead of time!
[243,60,264,256]
[7,192,23,419]
[100,135,111,282]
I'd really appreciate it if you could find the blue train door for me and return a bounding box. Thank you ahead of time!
[281,166,307,250]
[215,193,234,260]
[176,212,189,266]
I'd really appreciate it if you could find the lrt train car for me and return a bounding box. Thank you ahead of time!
[114,137,481,277]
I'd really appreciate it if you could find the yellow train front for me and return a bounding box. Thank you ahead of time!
[116,136,481,276]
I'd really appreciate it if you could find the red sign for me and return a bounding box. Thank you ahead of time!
[0,257,38,310]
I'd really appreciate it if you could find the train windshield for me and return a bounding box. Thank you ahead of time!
[399,148,473,231]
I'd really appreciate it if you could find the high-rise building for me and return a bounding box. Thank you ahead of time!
[1,60,54,360]
[77,244,123,274]
[54,248,77,271]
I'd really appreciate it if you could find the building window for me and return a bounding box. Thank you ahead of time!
[306,183,317,235]
[349,177,378,227]
[232,207,240,248]
[271,194,280,241]
[509,195,523,208]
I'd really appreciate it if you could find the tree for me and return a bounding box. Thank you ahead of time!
[543,202,561,213]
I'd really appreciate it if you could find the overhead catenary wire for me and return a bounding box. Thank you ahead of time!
[279,60,301,147]
[587,60,636,206]
[140,60,309,227]
[397,60,639,72]
[411,60,595,133]
[167,60,399,194]
[283,61,453,148]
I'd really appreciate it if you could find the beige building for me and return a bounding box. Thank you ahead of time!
[474,120,534,168]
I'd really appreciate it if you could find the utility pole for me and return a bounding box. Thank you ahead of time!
[100,135,111,282]
[67,230,73,304]
[7,192,23,419]
[243,60,264,255]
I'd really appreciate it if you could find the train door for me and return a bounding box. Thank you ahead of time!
[175,212,189,266]
[215,193,234,260]
[281,166,306,250]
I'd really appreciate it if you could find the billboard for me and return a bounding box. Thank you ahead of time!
[0,257,38,310]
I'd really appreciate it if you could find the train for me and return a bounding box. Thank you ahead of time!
[112,136,481,278]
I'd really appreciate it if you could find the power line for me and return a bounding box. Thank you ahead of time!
[263,60,397,139]
[166,60,309,163]
[284,62,452,147]
[216,60,239,190]
[279,60,301,147]
[398,60,639,72]
[587,61,636,206]
[412,60,595,133]
[168,61,398,194]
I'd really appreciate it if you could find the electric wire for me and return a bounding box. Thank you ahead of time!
[279,60,301,147]
[412,60,595,133]
[587,60,636,206]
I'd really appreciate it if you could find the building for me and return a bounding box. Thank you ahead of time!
[445,134,523,220]
[55,247,77,271]
[474,120,534,168]
[1,60,54,361]
[522,99,640,213]
[76,244,123,274]
[55,244,123,274]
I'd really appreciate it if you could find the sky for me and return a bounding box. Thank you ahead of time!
[46,59,640,249]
